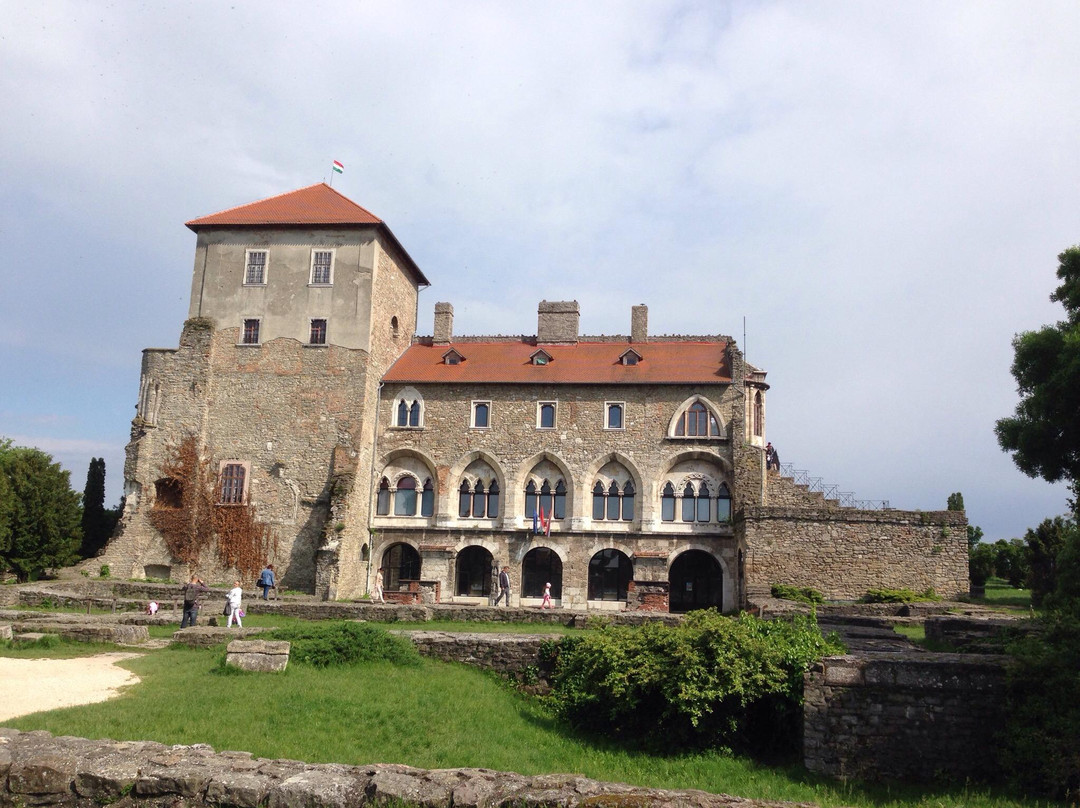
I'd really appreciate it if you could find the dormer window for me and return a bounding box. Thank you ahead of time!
[443,349,465,365]
[619,349,642,366]
[530,350,553,366]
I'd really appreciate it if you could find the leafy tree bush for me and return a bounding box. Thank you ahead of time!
[969,544,995,587]
[547,611,844,757]
[264,622,420,668]
[992,538,1029,588]
[770,584,823,604]
[1000,521,1080,799]
[1023,515,1073,606]
[860,588,941,603]
[0,439,81,581]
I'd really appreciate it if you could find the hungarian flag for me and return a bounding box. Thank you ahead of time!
[540,508,551,536]
[332,160,344,174]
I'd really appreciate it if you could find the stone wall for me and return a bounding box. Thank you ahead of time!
[803,653,1009,783]
[740,507,969,601]
[0,729,795,808]
[399,630,560,686]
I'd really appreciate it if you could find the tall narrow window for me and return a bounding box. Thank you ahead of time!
[682,483,696,522]
[242,319,260,345]
[487,480,500,519]
[472,480,487,518]
[554,480,567,520]
[606,481,621,520]
[244,250,267,285]
[538,402,556,429]
[606,403,624,429]
[539,480,553,519]
[310,250,333,284]
[421,478,434,517]
[220,464,246,504]
[459,480,471,517]
[753,392,764,437]
[394,477,417,516]
[697,482,711,522]
[592,482,605,520]
[473,402,490,428]
[661,482,676,522]
[716,483,732,523]
[622,481,635,521]
[524,480,537,518]
[376,478,390,515]
[309,318,327,345]
[397,401,408,426]
[409,401,421,427]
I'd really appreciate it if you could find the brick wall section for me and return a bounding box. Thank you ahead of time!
[803,653,1009,783]
[739,507,969,600]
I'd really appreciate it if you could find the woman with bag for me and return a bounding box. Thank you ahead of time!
[226,580,244,628]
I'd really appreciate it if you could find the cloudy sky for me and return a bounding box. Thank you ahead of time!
[2,1,1077,540]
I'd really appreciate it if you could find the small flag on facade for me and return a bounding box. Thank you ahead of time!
[540,508,551,536]
[532,511,539,535]
[332,160,344,174]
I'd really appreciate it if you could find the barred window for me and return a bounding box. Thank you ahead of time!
[309,318,327,345]
[311,250,333,284]
[242,319,260,345]
[244,250,267,285]
[220,464,246,504]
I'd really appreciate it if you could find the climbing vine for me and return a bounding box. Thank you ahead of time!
[148,435,276,578]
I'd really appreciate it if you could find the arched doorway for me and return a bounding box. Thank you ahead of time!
[522,547,562,598]
[668,550,723,613]
[382,542,420,591]
[588,549,632,602]
[456,546,494,597]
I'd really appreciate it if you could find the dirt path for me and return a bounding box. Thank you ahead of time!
[0,653,141,722]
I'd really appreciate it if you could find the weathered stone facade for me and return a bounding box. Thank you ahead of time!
[96,183,969,609]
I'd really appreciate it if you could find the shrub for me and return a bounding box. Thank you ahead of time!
[770,584,823,605]
[264,622,420,668]
[861,587,941,603]
[547,611,844,758]
[98,564,110,578]
[969,544,995,586]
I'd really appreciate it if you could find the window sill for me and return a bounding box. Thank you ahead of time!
[470,425,491,430]
[389,425,424,431]
[307,283,333,288]
[603,426,626,431]
[304,343,328,348]
[236,342,261,347]
[242,282,267,288]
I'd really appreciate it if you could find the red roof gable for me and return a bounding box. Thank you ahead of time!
[186,183,382,228]
[185,183,429,286]
[383,340,731,385]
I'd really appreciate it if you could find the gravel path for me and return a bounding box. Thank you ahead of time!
[0,653,141,722]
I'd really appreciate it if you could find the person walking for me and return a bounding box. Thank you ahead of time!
[257,564,276,600]
[373,567,385,603]
[494,565,512,607]
[541,581,552,609]
[226,580,244,628]
[180,575,209,629]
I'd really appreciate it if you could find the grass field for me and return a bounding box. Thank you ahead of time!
[1,638,1058,808]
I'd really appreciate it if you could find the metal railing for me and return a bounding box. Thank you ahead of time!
[777,462,890,510]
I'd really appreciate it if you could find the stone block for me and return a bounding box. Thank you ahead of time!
[226,639,291,672]
[0,623,12,640]
[8,753,76,794]
[267,768,369,808]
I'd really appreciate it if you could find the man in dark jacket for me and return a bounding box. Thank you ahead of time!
[180,575,209,628]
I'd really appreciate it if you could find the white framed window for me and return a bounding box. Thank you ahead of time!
[309,318,327,345]
[537,401,557,429]
[605,402,625,430]
[471,401,491,429]
[310,249,334,285]
[244,250,268,285]
[392,388,425,428]
[218,460,250,504]
[240,318,261,345]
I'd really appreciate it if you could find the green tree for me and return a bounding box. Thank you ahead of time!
[947,491,983,551]
[993,538,1029,588]
[0,440,82,581]
[1024,515,1074,607]
[996,246,1080,516]
[947,492,965,511]
[79,457,109,558]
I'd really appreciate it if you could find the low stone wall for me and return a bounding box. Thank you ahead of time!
[924,614,1035,652]
[803,652,1009,783]
[0,729,799,808]
[399,631,560,687]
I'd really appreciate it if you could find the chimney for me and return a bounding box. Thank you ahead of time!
[537,300,580,344]
[433,302,454,344]
[631,304,648,343]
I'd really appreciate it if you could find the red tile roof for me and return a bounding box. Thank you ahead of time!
[185,183,429,286]
[383,340,732,385]
[186,183,382,228]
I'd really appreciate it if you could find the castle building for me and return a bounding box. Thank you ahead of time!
[99,184,969,609]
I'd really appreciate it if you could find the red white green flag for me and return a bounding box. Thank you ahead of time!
[332,160,344,174]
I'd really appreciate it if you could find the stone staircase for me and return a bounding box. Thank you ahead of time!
[765,468,842,509]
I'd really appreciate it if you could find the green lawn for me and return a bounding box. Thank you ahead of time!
[2,642,1054,808]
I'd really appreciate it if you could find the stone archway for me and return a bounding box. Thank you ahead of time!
[668,549,723,613]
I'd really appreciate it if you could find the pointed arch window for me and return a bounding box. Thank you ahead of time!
[661,482,676,522]
[472,480,487,518]
[716,482,732,523]
[592,482,605,520]
[606,480,620,520]
[488,480,500,519]
[524,480,538,518]
[697,481,712,522]
[421,478,434,517]
[554,480,567,520]
[376,478,390,516]
[753,391,764,438]
[395,396,423,428]
[681,482,696,522]
[394,476,417,516]
[459,480,471,518]
[622,481,635,521]
[674,401,720,437]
